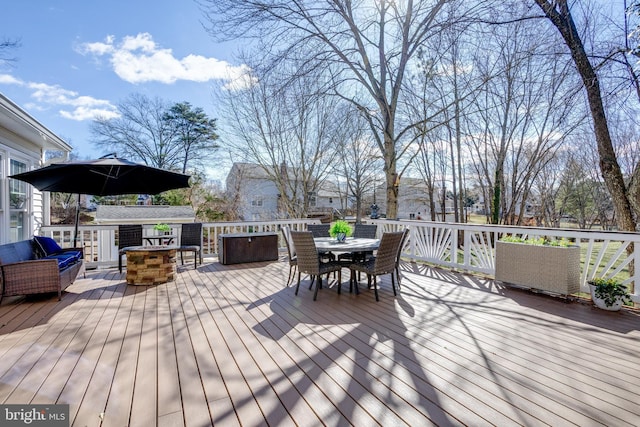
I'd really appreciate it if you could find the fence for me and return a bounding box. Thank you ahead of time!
[40,218,639,303]
[370,219,639,303]
[40,219,317,269]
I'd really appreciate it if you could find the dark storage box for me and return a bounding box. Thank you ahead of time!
[218,232,279,265]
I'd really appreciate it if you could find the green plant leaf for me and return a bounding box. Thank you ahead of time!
[329,220,353,237]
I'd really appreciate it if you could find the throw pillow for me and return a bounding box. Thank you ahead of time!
[34,236,62,256]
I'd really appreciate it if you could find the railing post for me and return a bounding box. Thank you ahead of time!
[463,228,471,271]
[451,227,459,268]
[409,225,415,259]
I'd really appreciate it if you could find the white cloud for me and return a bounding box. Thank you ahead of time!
[220,66,258,91]
[0,74,23,85]
[60,105,119,121]
[78,37,116,56]
[27,82,120,121]
[0,75,119,121]
[77,33,253,90]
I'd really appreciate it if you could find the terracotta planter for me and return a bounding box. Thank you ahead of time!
[495,241,580,296]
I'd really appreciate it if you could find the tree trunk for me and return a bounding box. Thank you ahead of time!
[384,130,399,220]
[535,0,636,234]
[491,167,502,224]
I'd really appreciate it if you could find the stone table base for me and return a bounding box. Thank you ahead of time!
[125,246,177,285]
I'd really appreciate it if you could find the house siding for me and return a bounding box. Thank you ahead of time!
[0,94,73,243]
[226,162,346,220]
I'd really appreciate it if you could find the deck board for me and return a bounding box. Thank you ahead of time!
[155,281,185,427]
[72,278,137,425]
[1,257,639,426]
[172,273,217,427]
[129,283,158,427]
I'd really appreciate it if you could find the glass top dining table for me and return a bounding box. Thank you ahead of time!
[313,237,380,252]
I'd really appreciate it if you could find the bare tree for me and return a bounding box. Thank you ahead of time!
[409,15,479,223]
[466,6,580,225]
[91,94,177,169]
[200,0,475,219]
[333,107,383,223]
[91,94,217,174]
[220,66,341,217]
[0,38,20,65]
[412,124,450,221]
[534,0,638,232]
[532,150,567,227]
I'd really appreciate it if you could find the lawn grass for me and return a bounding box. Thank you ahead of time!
[580,240,630,282]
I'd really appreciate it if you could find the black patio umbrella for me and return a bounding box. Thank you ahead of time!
[10,155,191,244]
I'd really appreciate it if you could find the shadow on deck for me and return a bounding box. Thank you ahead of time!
[0,257,639,426]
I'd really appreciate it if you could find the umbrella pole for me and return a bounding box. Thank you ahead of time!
[74,193,80,247]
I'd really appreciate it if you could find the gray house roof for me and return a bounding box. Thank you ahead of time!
[95,205,195,224]
[227,162,344,196]
[228,162,272,179]
[0,93,73,152]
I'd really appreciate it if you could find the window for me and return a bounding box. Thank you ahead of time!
[9,159,27,209]
[9,159,28,242]
[251,199,263,207]
[308,192,317,208]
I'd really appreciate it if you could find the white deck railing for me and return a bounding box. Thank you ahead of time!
[40,219,318,269]
[40,219,639,303]
[370,219,640,303]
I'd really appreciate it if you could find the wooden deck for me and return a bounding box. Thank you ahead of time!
[1,257,639,426]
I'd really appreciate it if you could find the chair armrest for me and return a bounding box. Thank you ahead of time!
[1,259,61,297]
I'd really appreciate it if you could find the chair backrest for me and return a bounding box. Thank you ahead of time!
[307,223,330,238]
[281,226,296,260]
[396,228,409,264]
[373,231,406,275]
[118,225,143,249]
[180,223,202,246]
[289,231,321,275]
[353,224,377,239]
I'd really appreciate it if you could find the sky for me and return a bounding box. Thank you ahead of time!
[1,0,247,180]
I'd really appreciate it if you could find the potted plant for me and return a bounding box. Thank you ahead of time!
[495,235,580,296]
[329,220,353,242]
[587,278,631,311]
[153,223,171,235]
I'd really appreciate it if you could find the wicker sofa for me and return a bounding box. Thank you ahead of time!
[0,236,83,302]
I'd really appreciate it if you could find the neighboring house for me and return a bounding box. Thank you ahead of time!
[95,205,196,225]
[226,163,280,220]
[373,177,454,220]
[311,180,347,218]
[226,162,346,220]
[0,93,73,243]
